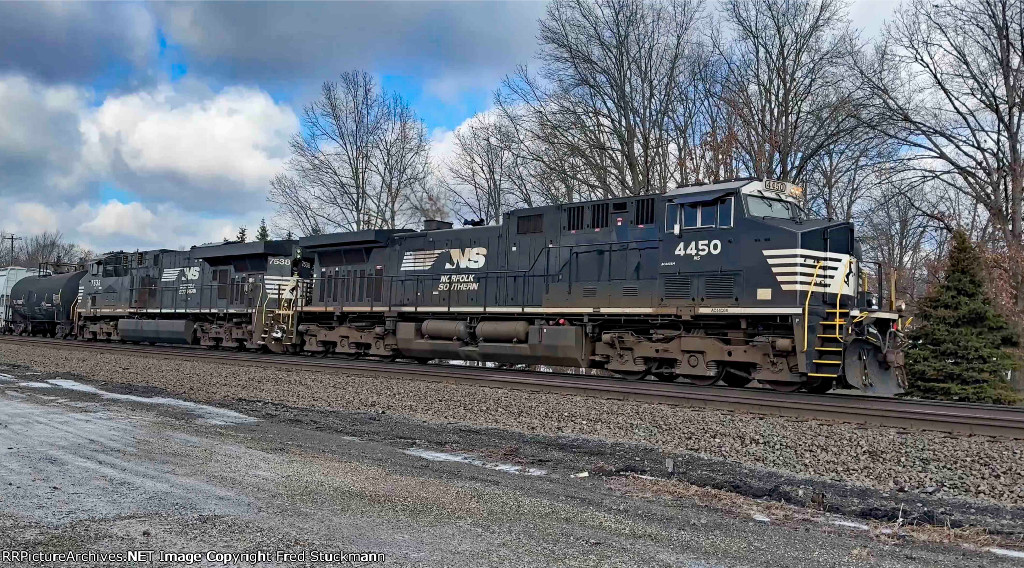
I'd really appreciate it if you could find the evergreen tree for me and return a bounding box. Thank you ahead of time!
[905,230,1020,404]
[236,226,247,243]
[255,218,270,242]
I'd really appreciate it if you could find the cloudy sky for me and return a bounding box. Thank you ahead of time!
[0,0,896,254]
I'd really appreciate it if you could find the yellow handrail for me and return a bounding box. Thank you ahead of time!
[802,260,824,352]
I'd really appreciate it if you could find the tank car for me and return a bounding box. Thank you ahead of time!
[265,179,907,395]
[8,270,87,337]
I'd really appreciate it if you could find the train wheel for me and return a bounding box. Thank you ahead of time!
[615,369,650,380]
[685,375,720,386]
[654,372,678,382]
[722,374,752,388]
[763,381,803,392]
[803,377,835,394]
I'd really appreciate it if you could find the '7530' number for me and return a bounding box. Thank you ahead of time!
[674,239,722,258]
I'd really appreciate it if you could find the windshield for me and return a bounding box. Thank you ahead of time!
[744,196,805,220]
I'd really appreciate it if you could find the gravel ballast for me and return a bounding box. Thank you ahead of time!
[2,342,1022,507]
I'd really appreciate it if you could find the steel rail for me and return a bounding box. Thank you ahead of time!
[2,335,1023,438]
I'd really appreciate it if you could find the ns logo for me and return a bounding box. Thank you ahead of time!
[400,247,488,271]
[445,247,487,269]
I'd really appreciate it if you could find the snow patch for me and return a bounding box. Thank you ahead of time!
[990,548,1024,559]
[0,373,16,382]
[404,448,547,476]
[18,382,53,388]
[44,379,256,426]
[831,520,870,530]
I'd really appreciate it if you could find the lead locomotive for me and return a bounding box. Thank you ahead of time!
[5,179,906,394]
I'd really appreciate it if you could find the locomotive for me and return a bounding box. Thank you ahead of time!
[5,179,907,394]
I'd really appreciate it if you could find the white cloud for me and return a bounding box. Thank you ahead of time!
[428,108,502,168]
[8,203,60,235]
[0,74,290,253]
[0,197,253,255]
[79,200,158,241]
[81,80,297,197]
[0,74,91,193]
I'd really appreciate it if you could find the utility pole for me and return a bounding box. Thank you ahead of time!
[2,233,22,268]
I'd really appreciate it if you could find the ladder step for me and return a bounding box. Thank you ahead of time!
[816,347,843,351]
[809,372,839,378]
[826,308,850,312]
[819,320,846,325]
[818,334,842,339]
[813,359,843,364]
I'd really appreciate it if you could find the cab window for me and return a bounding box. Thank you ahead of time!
[670,196,735,230]
[745,195,804,220]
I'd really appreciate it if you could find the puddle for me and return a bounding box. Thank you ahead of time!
[404,448,547,476]
[990,548,1024,559]
[42,379,256,426]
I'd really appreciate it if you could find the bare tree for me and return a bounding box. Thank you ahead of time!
[269,71,431,235]
[267,174,328,236]
[497,0,703,199]
[442,115,520,225]
[368,93,431,229]
[16,231,90,269]
[859,179,935,304]
[718,0,860,182]
[856,0,1024,307]
[804,131,896,221]
[670,46,743,185]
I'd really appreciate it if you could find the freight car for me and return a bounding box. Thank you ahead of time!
[3,179,907,395]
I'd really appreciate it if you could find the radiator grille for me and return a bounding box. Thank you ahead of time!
[622,285,639,297]
[582,285,598,298]
[704,275,736,299]
[663,276,692,299]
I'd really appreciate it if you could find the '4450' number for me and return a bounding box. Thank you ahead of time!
[674,239,722,258]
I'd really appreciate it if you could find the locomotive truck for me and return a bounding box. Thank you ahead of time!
[5,179,906,394]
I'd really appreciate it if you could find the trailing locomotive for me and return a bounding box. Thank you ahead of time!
[4,179,907,394]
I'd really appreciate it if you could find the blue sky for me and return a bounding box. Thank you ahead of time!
[0,0,894,253]
[0,1,547,252]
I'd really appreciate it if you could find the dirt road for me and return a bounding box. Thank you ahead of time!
[0,365,1015,567]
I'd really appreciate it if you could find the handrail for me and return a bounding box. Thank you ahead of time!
[802,260,824,352]
[835,258,851,338]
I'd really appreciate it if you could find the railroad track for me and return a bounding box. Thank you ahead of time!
[3,335,1024,438]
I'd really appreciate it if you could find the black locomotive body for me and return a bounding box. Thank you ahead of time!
[269,179,905,394]
[8,240,304,347]
[3,179,906,394]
